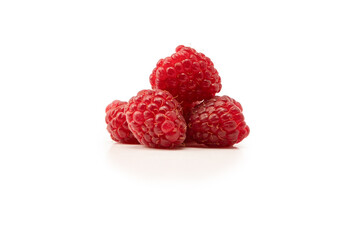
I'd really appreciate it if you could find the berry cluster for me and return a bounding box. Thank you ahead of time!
[105,45,249,148]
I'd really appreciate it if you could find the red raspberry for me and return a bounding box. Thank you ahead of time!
[149,45,222,104]
[105,100,139,144]
[187,96,250,147]
[125,89,187,148]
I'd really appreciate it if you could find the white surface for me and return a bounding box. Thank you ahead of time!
[1,0,360,239]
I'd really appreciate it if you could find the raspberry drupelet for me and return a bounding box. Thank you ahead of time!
[105,100,139,144]
[149,45,222,105]
[125,89,187,148]
[187,96,250,147]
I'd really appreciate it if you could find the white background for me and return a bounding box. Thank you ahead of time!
[1,0,359,239]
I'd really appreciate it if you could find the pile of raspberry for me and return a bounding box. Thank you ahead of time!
[105,45,250,148]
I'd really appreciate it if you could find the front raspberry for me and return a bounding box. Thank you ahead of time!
[188,96,250,147]
[125,89,187,148]
[149,45,222,104]
[105,100,139,144]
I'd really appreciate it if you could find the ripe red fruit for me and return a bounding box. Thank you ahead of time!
[125,89,187,148]
[187,96,250,147]
[149,45,222,104]
[105,100,139,144]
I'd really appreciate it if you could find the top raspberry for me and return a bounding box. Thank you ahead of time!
[149,45,222,104]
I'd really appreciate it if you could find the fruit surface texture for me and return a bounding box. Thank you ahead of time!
[188,96,250,147]
[125,89,187,148]
[105,100,138,144]
[150,45,222,104]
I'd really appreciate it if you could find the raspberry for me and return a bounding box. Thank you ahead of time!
[105,100,139,144]
[125,89,187,148]
[187,96,250,147]
[149,45,222,104]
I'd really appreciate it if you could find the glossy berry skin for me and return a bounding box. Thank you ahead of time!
[125,89,187,148]
[149,45,222,104]
[188,96,250,147]
[105,100,139,144]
